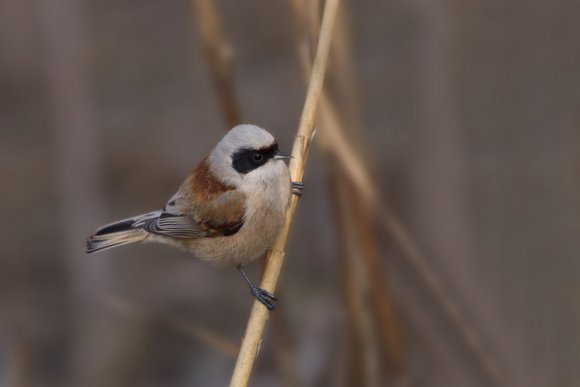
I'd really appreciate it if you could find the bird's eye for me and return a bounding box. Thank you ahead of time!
[251,152,264,164]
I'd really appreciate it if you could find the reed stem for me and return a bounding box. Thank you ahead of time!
[228,0,340,385]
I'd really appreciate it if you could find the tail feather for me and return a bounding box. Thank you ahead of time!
[86,211,161,254]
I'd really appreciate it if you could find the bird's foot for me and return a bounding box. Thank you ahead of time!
[237,265,278,310]
[291,181,304,197]
[249,285,277,311]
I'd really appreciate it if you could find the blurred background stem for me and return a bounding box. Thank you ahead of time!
[192,0,241,128]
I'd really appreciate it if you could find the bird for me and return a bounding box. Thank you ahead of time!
[86,124,304,310]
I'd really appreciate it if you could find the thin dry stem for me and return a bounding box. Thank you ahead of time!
[293,1,404,375]
[192,0,241,127]
[322,82,503,384]
[331,168,364,385]
[319,99,404,377]
[228,0,340,385]
[318,95,407,376]
[332,173,381,387]
[291,1,500,382]
[322,96,502,382]
[352,186,403,373]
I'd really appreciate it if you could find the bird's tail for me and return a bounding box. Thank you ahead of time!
[86,211,161,254]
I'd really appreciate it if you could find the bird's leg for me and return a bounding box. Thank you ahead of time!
[237,265,277,310]
[291,181,304,197]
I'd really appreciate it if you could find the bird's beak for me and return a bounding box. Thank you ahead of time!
[273,150,292,160]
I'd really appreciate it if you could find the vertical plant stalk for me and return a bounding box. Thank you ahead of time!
[317,94,407,374]
[292,1,405,375]
[318,75,503,384]
[292,1,500,382]
[352,185,403,373]
[331,173,381,387]
[228,0,340,385]
[192,0,241,127]
[321,88,503,384]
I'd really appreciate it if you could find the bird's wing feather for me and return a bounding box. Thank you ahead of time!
[145,185,246,239]
[142,212,207,238]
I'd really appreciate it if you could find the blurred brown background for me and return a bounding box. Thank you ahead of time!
[1,0,579,386]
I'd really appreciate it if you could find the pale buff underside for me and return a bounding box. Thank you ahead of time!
[145,161,291,266]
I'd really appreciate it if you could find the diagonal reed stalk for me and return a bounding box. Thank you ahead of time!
[228,0,340,385]
[318,93,503,383]
[291,1,500,383]
[295,1,405,375]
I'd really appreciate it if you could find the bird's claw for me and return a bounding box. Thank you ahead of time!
[250,286,277,311]
[291,181,304,197]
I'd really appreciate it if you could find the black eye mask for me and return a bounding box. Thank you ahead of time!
[231,142,279,174]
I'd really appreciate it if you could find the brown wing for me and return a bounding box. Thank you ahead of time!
[146,158,246,239]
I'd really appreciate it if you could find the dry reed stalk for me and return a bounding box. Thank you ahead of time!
[351,185,403,373]
[228,0,340,385]
[292,0,404,375]
[331,172,382,387]
[318,102,404,379]
[317,94,406,376]
[319,62,503,387]
[291,1,501,382]
[318,70,503,385]
[323,99,502,382]
[322,24,405,381]
[295,46,500,379]
[192,0,241,127]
